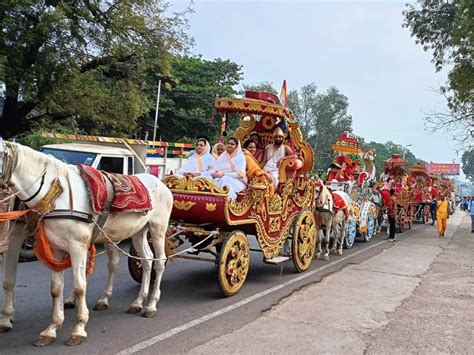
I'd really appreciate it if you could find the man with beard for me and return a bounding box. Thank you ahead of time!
[262,127,292,187]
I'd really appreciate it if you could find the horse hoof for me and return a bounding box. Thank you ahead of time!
[323,255,330,261]
[64,301,75,309]
[126,305,142,315]
[143,309,157,318]
[65,335,86,346]
[93,302,108,311]
[337,250,343,256]
[33,335,55,347]
[0,325,12,333]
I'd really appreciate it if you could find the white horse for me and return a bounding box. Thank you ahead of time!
[0,140,173,346]
[313,179,351,260]
[0,218,122,332]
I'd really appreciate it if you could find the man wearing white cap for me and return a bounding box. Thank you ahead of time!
[263,127,292,187]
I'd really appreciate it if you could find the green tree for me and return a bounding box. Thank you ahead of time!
[363,140,424,177]
[0,0,191,139]
[403,0,473,148]
[241,82,277,94]
[138,56,243,142]
[461,149,474,182]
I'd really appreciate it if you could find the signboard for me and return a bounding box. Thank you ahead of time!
[425,163,460,175]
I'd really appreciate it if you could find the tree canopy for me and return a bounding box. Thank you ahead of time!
[461,149,474,182]
[0,0,191,138]
[138,56,243,142]
[403,0,473,149]
[363,141,423,178]
[288,85,353,169]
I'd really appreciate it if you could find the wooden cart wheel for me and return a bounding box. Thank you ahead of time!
[362,210,376,242]
[344,217,357,249]
[407,205,413,230]
[292,209,316,272]
[423,204,430,224]
[128,243,157,284]
[217,230,250,297]
[398,208,405,233]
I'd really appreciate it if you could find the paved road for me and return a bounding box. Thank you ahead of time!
[0,224,428,354]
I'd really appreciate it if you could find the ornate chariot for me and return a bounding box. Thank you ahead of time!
[408,163,431,223]
[383,154,414,232]
[129,91,317,296]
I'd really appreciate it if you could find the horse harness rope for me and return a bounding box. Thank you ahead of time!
[1,141,113,238]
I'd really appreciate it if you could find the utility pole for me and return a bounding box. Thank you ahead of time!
[152,80,161,142]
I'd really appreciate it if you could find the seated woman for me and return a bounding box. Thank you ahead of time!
[211,142,225,159]
[248,131,264,165]
[204,137,246,201]
[175,138,215,178]
[243,140,274,196]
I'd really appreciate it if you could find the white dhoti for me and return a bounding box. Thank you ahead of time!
[263,144,286,188]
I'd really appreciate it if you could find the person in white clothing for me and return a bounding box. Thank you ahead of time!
[175,138,215,178]
[203,137,247,201]
[262,127,292,187]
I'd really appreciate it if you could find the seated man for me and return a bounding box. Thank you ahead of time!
[175,138,215,178]
[327,163,348,182]
[262,127,292,187]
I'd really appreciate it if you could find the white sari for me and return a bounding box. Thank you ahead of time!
[204,142,247,201]
[176,140,215,178]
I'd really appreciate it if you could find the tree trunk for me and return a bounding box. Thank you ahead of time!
[0,96,31,139]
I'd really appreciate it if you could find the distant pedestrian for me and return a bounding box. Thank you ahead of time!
[436,195,449,237]
[468,197,474,233]
[385,188,397,242]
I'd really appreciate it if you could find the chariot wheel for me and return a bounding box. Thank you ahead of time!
[19,234,37,262]
[344,217,357,249]
[398,209,405,233]
[128,243,157,284]
[217,230,250,297]
[407,205,413,230]
[291,209,316,273]
[362,211,376,242]
[423,205,430,224]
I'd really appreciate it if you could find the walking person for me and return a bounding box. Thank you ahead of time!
[468,196,474,233]
[436,195,449,237]
[385,188,397,242]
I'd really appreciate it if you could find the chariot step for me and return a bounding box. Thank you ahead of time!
[264,256,290,265]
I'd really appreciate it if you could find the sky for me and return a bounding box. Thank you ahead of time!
[170,0,460,167]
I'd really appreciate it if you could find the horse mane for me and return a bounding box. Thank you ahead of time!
[13,142,71,178]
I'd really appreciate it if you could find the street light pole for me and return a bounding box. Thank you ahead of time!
[152,80,161,143]
[402,144,412,160]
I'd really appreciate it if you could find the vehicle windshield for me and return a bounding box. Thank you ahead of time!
[41,148,96,166]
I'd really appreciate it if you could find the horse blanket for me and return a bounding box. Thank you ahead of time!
[78,164,151,213]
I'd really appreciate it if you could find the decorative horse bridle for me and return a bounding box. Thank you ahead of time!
[0,138,16,187]
[314,180,332,213]
[0,138,46,203]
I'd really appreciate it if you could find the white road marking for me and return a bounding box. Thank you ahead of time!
[118,239,388,354]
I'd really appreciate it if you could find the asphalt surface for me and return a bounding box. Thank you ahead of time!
[0,223,427,354]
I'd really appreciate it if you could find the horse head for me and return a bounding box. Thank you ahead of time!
[0,138,16,187]
[313,178,330,210]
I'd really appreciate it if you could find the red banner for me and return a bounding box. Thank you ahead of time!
[425,163,460,175]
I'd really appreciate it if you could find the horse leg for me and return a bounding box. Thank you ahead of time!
[34,270,65,347]
[64,244,89,346]
[323,219,331,261]
[0,224,27,333]
[316,227,323,259]
[127,231,153,315]
[93,243,120,311]
[143,222,167,318]
[337,219,346,256]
